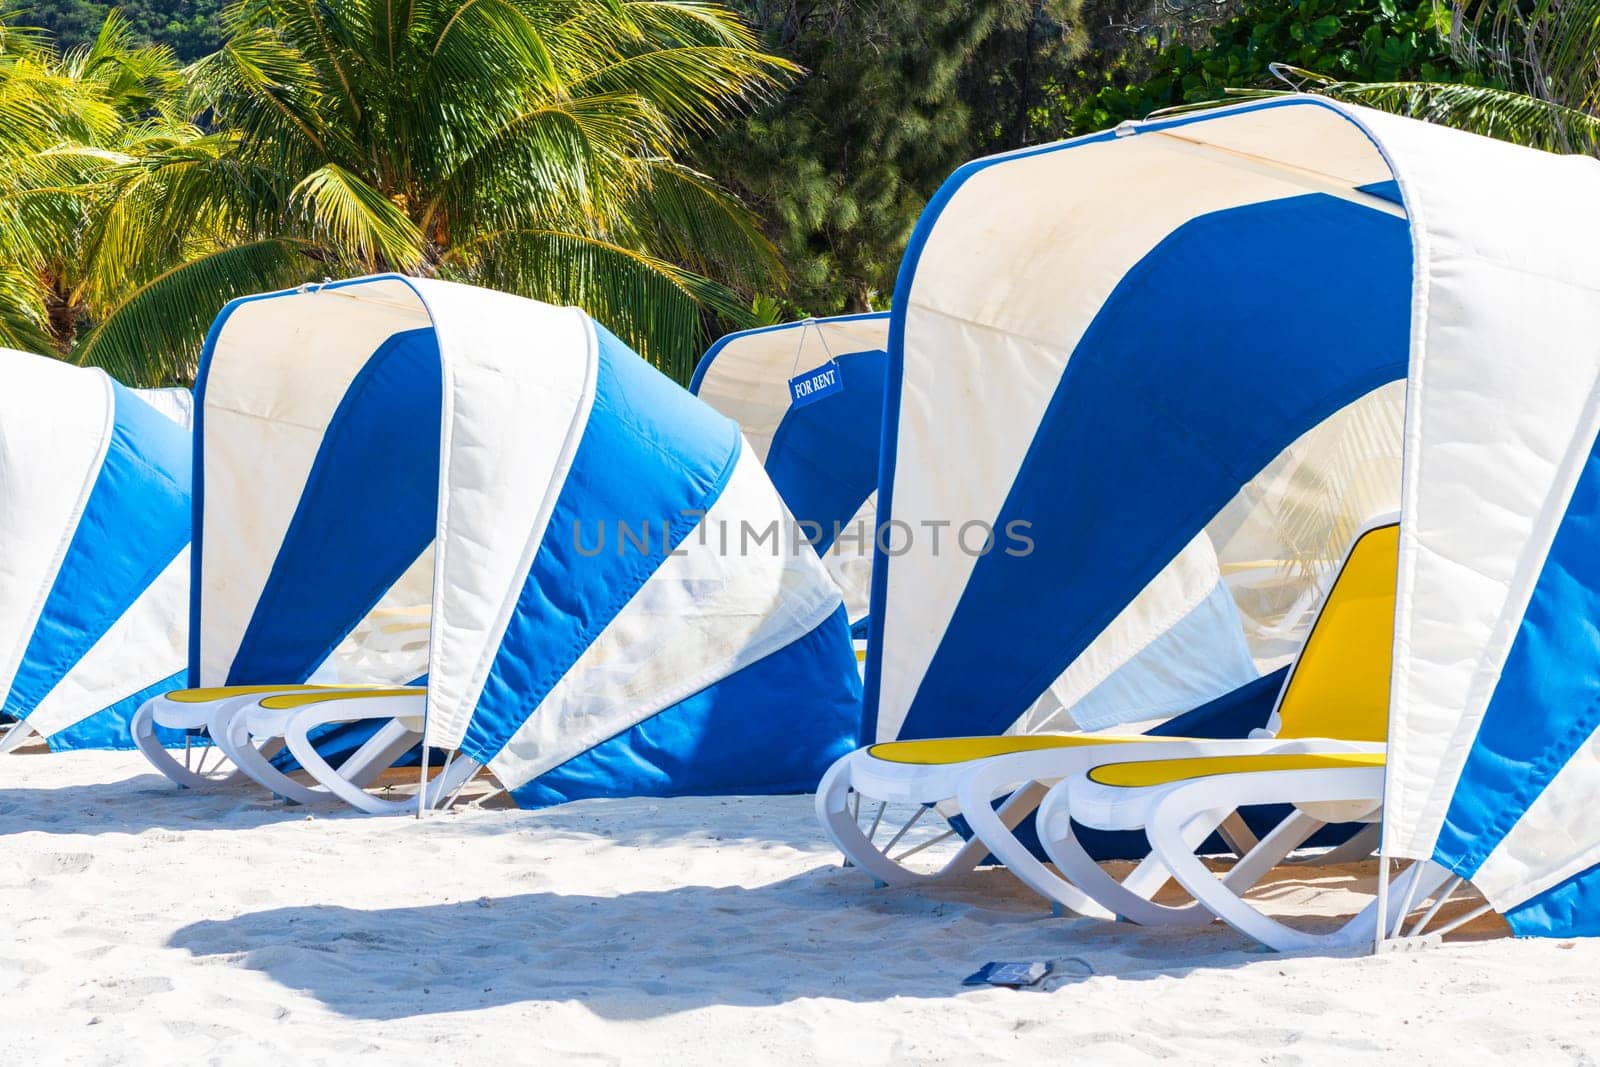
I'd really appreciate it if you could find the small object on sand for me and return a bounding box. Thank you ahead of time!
[963,961,1051,988]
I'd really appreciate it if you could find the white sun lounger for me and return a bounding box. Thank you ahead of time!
[816,518,1396,923]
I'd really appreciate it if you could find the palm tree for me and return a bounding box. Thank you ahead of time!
[74,0,794,385]
[0,12,321,377]
[0,14,163,354]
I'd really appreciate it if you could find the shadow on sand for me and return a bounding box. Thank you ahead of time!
[166,864,1318,1022]
[0,771,364,837]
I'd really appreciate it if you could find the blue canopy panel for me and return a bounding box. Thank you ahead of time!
[459,324,861,803]
[883,191,1413,741]
[223,329,442,685]
[8,383,191,750]
[1433,416,1600,936]
[458,323,741,761]
[48,669,189,751]
[511,605,861,807]
[765,349,887,553]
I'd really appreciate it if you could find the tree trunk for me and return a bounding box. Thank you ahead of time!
[43,278,76,358]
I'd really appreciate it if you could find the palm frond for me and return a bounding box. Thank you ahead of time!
[74,238,321,384]
[455,226,758,381]
[290,162,425,270]
[1330,78,1600,153]
[617,158,783,290]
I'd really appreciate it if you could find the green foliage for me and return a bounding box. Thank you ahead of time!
[1,1,795,385]
[1066,0,1471,134]
[716,0,1115,318]
[19,0,224,61]
[0,11,190,360]
[709,0,1005,317]
[1306,0,1600,155]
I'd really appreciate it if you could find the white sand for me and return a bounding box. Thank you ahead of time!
[5,750,1599,1065]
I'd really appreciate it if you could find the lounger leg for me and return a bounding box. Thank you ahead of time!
[813,753,987,886]
[131,699,239,789]
[339,720,422,788]
[1032,780,1216,927]
[1146,768,1386,952]
[1297,822,1381,866]
[955,761,1117,920]
[213,703,324,805]
[1219,810,1324,894]
[283,704,428,815]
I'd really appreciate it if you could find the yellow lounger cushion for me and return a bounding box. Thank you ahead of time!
[1087,751,1387,788]
[162,684,337,704]
[868,733,1162,766]
[257,687,424,711]
[1274,523,1397,743]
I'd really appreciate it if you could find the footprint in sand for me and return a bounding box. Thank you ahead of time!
[25,851,95,877]
[72,974,175,1015]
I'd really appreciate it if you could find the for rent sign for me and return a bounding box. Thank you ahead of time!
[787,360,844,408]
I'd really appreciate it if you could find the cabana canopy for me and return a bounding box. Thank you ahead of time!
[0,350,190,752]
[691,314,889,630]
[194,276,861,806]
[867,96,1600,936]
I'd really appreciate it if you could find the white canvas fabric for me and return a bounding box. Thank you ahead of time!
[1009,383,1403,735]
[876,109,1399,741]
[308,544,434,686]
[133,387,194,429]
[194,274,860,807]
[0,351,114,708]
[824,492,878,625]
[1365,107,1600,868]
[198,278,596,752]
[419,283,597,751]
[880,94,1600,922]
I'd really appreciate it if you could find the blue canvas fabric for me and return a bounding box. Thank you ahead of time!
[1433,422,1600,883]
[1066,579,1258,731]
[225,329,442,686]
[1506,865,1600,937]
[188,278,862,806]
[9,383,191,749]
[765,349,887,553]
[47,669,189,752]
[510,605,862,807]
[882,192,1412,742]
[459,324,744,767]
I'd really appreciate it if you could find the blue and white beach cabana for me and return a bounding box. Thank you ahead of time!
[177,276,861,809]
[847,95,1600,939]
[0,349,190,753]
[691,314,890,634]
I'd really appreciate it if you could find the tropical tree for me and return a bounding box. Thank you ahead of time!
[0,11,186,357]
[1063,0,1474,135]
[707,0,1010,317]
[1288,0,1600,155]
[70,0,793,385]
[27,0,226,61]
